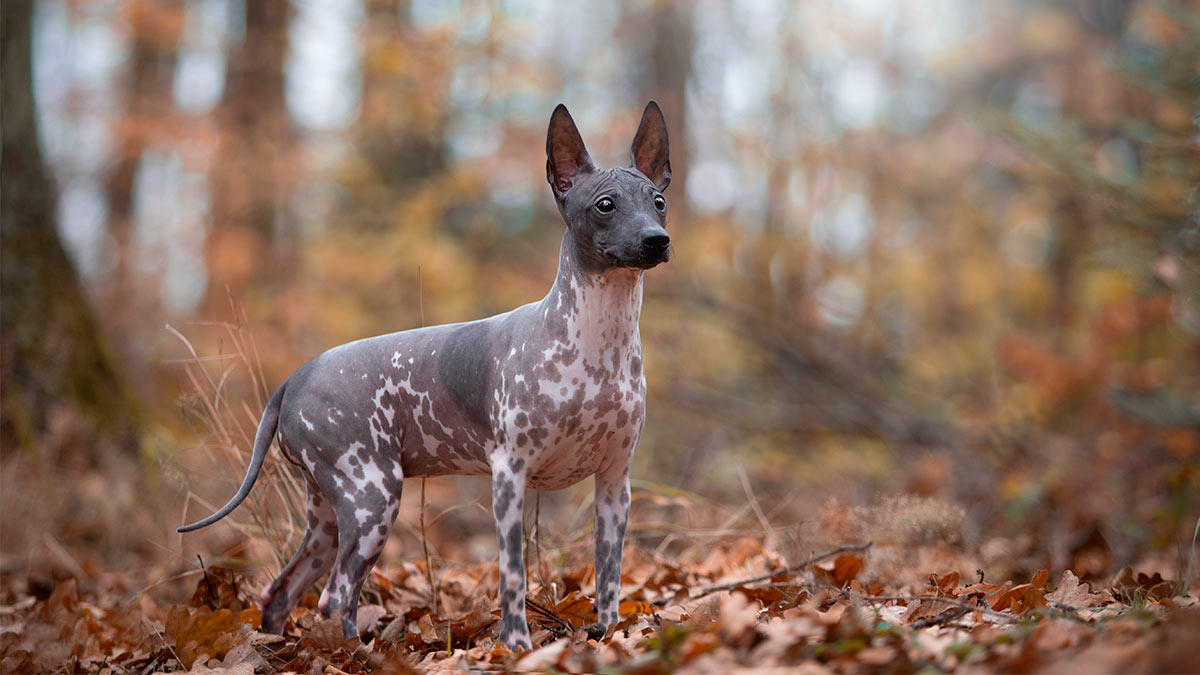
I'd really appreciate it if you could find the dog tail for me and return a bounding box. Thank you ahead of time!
[177,382,287,533]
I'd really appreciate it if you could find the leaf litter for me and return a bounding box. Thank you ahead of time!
[2,530,1198,673]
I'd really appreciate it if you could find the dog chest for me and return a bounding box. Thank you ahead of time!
[496,326,645,490]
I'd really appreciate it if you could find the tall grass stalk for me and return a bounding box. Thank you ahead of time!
[1186,515,1199,596]
[169,299,305,569]
[416,265,439,616]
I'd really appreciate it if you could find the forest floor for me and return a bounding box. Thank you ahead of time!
[4,538,1200,673]
[2,436,1198,674]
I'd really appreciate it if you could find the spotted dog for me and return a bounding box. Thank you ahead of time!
[179,102,672,650]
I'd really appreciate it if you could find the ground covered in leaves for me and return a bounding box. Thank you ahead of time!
[3,524,1199,673]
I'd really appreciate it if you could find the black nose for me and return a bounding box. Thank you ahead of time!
[642,230,670,251]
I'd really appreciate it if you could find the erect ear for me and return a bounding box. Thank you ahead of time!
[546,104,595,201]
[630,100,671,190]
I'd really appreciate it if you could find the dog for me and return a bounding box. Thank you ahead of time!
[179,101,672,650]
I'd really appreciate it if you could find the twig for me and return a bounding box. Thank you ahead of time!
[1045,600,1123,618]
[142,616,182,668]
[534,491,542,568]
[1186,514,1199,596]
[687,541,873,600]
[421,478,438,617]
[738,465,778,555]
[41,533,89,583]
[531,491,558,613]
[418,265,425,327]
[416,266,438,617]
[910,606,968,629]
[197,555,216,609]
[853,594,1018,624]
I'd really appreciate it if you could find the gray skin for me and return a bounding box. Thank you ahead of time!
[178,102,672,650]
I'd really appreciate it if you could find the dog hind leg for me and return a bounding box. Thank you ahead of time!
[317,481,401,638]
[260,475,338,633]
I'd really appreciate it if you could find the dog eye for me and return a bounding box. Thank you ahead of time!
[595,197,615,213]
[654,195,666,211]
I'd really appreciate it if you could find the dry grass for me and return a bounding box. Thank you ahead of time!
[168,303,306,571]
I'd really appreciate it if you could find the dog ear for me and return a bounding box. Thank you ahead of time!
[630,101,671,190]
[546,104,595,200]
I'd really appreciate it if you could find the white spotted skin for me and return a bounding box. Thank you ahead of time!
[494,267,646,492]
[248,104,670,648]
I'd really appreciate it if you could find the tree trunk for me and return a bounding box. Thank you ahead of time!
[104,0,181,321]
[1,0,140,454]
[203,0,294,317]
[648,1,691,224]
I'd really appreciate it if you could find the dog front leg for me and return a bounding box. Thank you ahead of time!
[491,461,531,650]
[590,465,630,638]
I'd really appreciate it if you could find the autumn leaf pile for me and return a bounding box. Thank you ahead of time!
[3,525,1198,673]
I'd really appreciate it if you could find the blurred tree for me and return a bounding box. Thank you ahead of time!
[990,0,1199,418]
[0,0,140,454]
[203,0,294,317]
[646,0,691,222]
[104,0,182,327]
[10,0,1192,560]
[359,0,447,213]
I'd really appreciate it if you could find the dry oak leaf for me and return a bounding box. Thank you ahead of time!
[1005,583,1048,614]
[904,570,963,624]
[1112,567,1174,601]
[162,605,260,669]
[903,597,958,625]
[830,553,865,587]
[620,599,655,616]
[931,570,961,595]
[964,581,1013,611]
[718,591,760,642]
[1048,570,1101,608]
[37,578,79,625]
[189,664,255,675]
[355,604,387,637]
[737,584,795,612]
[190,565,246,611]
[1032,619,1093,651]
[294,612,369,670]
[513,637,570,671]
[961,582,1005,609]
[555,589,597,628]
[414,611,444,647]
[677,629,723,665]
[408,598,497,650]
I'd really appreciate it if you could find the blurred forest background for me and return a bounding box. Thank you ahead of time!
[2,0,1198,601]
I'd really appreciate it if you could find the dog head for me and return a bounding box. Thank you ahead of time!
[546,101,672,273]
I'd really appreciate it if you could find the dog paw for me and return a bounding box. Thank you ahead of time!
[584,622,608,640]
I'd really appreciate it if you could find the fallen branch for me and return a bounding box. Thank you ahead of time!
[853,594,1018,624]
[910,606,969,629]
[685,541,874,601]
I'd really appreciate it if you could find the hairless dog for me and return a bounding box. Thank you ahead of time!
[179,101,672,650]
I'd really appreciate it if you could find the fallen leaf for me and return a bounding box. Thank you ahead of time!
[513,638,569,670]
[1031,569,1050,590]
[830,553,864,587]
[1005,583,1047,614]
[298,613,361,653]
[718,591,759,641]
[190,565,246,612]
[932,571,961,595]
[620,599,654,617]
[1047,570,1101,608]
[677,630,722,665]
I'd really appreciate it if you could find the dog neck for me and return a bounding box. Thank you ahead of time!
[542,231,644,358]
